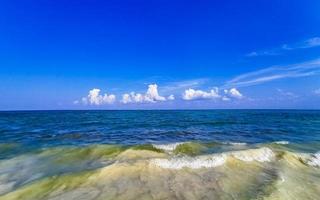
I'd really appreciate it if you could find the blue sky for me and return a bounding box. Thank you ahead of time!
[0,0,320,110]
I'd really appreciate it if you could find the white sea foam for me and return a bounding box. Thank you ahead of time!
[307,152,320,167]
[152,142,184,151]
[231,147,275,162]
[151,155,226,169]
[225,142,247,146]
[150,147,275,169]
[273,141,289,145]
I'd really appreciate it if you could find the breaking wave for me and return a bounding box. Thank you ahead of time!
[152,142,185,151]
[0,141,319,200]
[273,141,290,145]
[150,147,274,169]
[306,152,320,167]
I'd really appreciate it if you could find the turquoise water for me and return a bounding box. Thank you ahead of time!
[0,110,320,199]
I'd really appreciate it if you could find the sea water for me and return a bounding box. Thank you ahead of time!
[0,110,319,199]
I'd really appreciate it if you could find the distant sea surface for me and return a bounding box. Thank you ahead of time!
[0,110,319,199]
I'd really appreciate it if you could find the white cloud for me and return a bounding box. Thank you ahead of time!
[121,93,131,104]
[225,88,243,99]
[80,88,116,105]
[145,84,166,102]
[121,92,145,104]
[246,37,320,57]
[182,88,220,100]
[225,59,320,88]
[121,84,173,104]
[167,95,175,100]
[314,89,320,95]
[182,87,245,101]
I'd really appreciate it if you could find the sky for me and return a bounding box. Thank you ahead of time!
[0,0,320,110]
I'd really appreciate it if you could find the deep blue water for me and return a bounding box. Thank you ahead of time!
[1,110,320,149]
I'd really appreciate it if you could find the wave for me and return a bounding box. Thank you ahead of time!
[150,147,275,169]
[151,141,248,155]
[152,142,185,151]
[150,154,226,169]
[223,142,247,146]
[273,141,290,145]
[0,143,320,200]
[306,152,320,167]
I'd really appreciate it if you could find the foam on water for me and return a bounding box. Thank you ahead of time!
[152,141,247,153]
[152,142,184,151]
[150,155,226,169]
[231,147,275,162]
[273,141,290,145]
[151,147,275,169]
[224,142,247,146]
[307,152,320,167]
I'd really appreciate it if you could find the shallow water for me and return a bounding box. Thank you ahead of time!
[0,110,319,199]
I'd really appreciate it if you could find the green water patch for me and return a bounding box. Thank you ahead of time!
[0,143,19,154]
[0,143,24,160]
[40,145,125,164]
[130,144,164,153]
[173,142,207,156]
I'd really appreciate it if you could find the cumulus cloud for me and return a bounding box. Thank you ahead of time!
[145,84,166,102]
[80,88,116,105]
[182,87,244,101]
[224,88,243,99]
[167,94,175,100]
[76,84,244,106]
[121,84,173,104]
[182,88,220,100]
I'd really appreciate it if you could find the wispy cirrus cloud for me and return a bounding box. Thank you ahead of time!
[246,37,320,57]
[277,89,299,99]
[225,58,320,88]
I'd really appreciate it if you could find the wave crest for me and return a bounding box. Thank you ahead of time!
[307,152,320,167]
[152,142,184,151]
[150,155,226,169]
[150,147,275,169]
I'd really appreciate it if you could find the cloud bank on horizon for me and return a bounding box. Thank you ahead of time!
[76,85,244,106]
[74,56,320,107]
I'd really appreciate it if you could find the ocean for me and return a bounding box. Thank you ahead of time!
[0,110,319,199]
